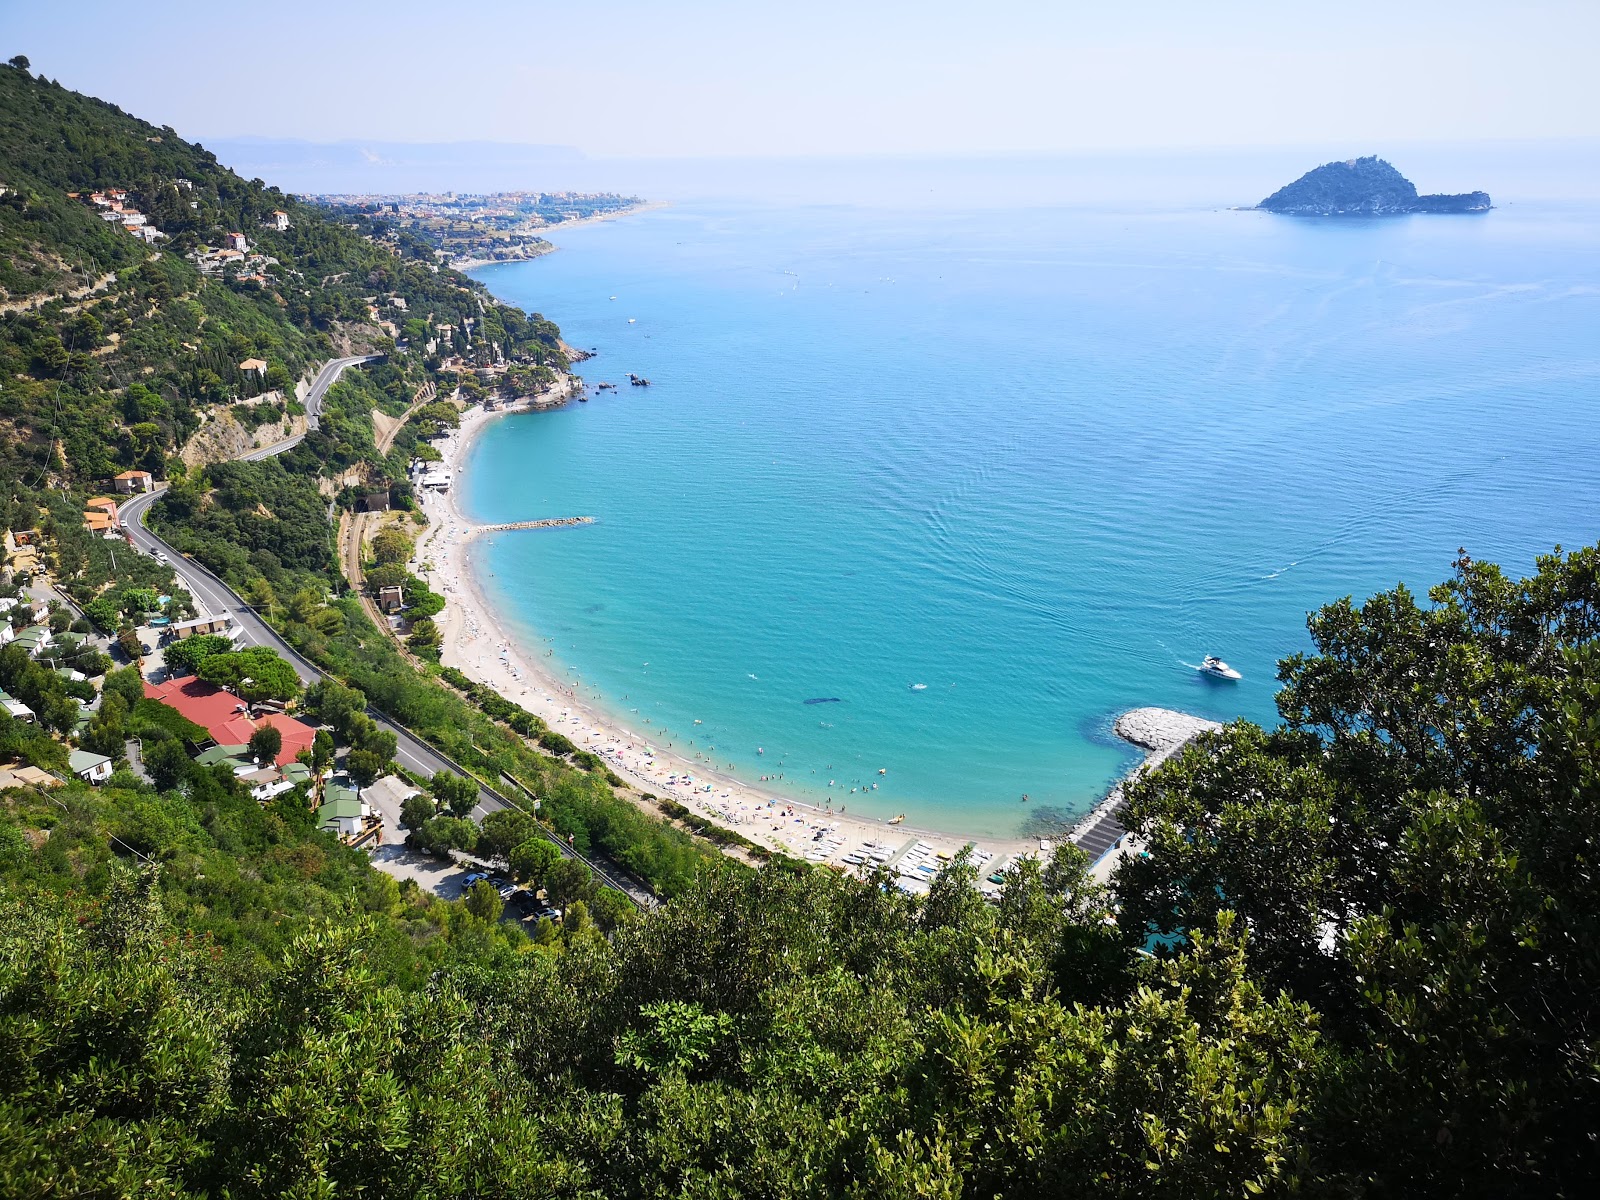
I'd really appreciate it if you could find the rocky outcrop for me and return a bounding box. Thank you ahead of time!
[1113,707,1223,756]
[1258,157,1490,216]
[180,407,306,468]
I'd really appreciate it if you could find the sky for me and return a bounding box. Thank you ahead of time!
[6,0,1600,159]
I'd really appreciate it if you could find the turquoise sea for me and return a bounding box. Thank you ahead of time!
[465,195,1600,838]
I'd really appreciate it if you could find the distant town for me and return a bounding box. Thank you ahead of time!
[310,190,645,268]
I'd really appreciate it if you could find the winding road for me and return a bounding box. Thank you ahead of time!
[119,355,653,907]
[238,354,383,461]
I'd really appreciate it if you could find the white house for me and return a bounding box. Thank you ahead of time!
[69,750,114,785]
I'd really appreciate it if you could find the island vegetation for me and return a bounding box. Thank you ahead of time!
[1258,156,1491,216]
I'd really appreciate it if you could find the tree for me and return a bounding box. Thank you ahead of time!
[1115,546,1600,1194]
[370,528,410,566]
[8,54,29,72]
[508,837,559,888]
[478,808,537,864]
[101,664,145,711]
[117,629,142,661]
[81,692,128,760]
[400,791,435,830]
[310,729,334,772]
[430,771,478,819]
[197,645,300,702]
[303,678,366,742]
[462,879,502,922]
[406,616,441,652]
[543,857,591,912]
[345,749,384,788]
[410,815,477,858]
[248,723,283,764]
[142,734,192,791]
[364,562,408,589]
[588,886,635,932]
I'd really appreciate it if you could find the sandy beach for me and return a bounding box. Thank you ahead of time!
[411,389,1214,892]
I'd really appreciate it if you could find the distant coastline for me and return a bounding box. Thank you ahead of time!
[452,201,670,269]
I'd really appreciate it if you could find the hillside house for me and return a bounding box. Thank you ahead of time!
[113,470,154,494]
[225,232,248,251]
[0,691,35,723]
[266,210,289,231]
[69,750,113,785]
[167,613,237,641]
[11,627,50,658]
[82,497,119,535]
[317,785,371,839]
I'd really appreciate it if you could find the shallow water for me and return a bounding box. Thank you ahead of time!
[465,198,1600,837]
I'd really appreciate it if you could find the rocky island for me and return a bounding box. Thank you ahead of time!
[1258,156,1490,216]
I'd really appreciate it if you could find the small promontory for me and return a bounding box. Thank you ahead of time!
[1258,156,1490,216]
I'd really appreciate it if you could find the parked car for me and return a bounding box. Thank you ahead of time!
[461,872,490,888]
[497,883,519,900]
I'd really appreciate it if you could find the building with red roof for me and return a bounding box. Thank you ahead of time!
[143,677,316,767]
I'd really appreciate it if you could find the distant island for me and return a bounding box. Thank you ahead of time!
[1257,156,1490,216]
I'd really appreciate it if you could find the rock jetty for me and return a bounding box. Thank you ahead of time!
[1112,707,1224,755]
[1068,707,1223,866]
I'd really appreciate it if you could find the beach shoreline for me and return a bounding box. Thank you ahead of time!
[413,388,1215,885]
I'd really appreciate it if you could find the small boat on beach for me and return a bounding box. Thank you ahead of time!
[1199,655,1243,681]
[888,814,906,825]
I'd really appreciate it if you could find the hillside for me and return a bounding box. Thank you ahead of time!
[1258,156,1491,215]
[0,62,564,492]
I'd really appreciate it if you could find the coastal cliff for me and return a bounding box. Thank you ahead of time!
[1258,156,1490,215]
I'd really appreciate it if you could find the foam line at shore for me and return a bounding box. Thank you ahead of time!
[412,384,1217,885]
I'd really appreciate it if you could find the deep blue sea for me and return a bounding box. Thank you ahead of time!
[465,196,1600,838]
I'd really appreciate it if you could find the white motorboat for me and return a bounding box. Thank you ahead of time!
[1199,655,1242,681]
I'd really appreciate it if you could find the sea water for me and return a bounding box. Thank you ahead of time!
[465,197,1600,838]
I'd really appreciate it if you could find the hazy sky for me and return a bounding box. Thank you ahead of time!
[8,0,1598,157]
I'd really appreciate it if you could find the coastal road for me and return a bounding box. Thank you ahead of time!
[238,354,384,461]
[117,383,654,907]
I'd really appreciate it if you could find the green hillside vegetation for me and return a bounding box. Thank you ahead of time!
[5,545,1598,1197]
[0,61,562,492]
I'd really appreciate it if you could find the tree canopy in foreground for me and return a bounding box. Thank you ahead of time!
[1,546,1597,1197]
